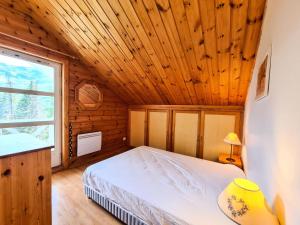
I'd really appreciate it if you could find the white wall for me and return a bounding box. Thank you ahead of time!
[244,0,300,224]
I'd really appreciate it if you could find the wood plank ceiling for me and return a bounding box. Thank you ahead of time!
[0,0,266,105]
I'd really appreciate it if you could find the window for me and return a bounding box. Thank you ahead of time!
[0,48,61,167]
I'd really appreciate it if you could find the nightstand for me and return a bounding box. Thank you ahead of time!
[218,153,243,169]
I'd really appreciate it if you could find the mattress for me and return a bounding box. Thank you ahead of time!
[83,146,245,225]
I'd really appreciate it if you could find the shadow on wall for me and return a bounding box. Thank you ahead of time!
[242,146,285,225]
[274,195,285,225]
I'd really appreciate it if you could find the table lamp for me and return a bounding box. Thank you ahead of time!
[218,178,279,225]
[224,132,241,162]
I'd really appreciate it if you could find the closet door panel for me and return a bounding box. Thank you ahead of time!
[202,114,236,161]
[173,112,199,157]
[148,111,168,150]
[129,110,146,147]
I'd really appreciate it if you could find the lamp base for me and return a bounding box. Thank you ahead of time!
[226,157,236,163]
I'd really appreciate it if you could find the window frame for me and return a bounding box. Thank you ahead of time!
[0,47,62,166]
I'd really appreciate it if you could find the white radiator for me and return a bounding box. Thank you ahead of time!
[77,131,102,157]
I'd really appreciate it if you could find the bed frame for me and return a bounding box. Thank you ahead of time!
[84,185,147,225]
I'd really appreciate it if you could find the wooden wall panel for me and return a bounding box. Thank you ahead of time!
[68,60,128,163]
[0,6,128,169]
[0,149,51,225]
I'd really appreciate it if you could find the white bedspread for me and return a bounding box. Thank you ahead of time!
[83,146,245,225]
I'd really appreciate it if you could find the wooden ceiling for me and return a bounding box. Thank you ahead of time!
[0,0,266,105]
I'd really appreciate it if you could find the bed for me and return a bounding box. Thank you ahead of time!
[83,146,245,225]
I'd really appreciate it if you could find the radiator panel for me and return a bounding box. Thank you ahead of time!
[77,131,102,156]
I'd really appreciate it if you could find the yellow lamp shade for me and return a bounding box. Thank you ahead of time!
[224,132,241,146]
[218,178,278,225]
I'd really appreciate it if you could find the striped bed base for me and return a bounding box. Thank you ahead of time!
[84,185,148,225]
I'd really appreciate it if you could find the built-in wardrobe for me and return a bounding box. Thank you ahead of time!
[128,105,243,162]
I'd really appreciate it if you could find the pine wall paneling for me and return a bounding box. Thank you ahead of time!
[0,6,128,169]
[68,61,128,168]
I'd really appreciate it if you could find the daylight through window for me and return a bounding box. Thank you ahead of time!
[0,48,61,165]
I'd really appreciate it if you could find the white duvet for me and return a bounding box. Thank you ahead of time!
[83,146,245,225]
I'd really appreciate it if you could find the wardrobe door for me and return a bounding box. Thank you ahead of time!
[148,111,168,150]
[173,112,200,157]
[129,110,146,147]
[202,113,240,161]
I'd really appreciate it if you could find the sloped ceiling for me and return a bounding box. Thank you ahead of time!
[0,0,266,105]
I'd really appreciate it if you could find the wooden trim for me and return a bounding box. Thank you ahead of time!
[0,120,54,129]
[200,111,205,158]
[129,105,244,112]
[239,111,245,143]
[68,146,129,169]
[0,87,55,96]
[0,31,77,59]
[147,109,170,150]
[197,112,202,158]
[0,33,69,64]
[127,109,131,147]
[74,80,104,111]
[167,109,173,151]
[62,60,69,168]
[171,111,176,153]
[0,146,53,159]
[0,34,70,169]
[51,165,64,174]
[144,109,148,146]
